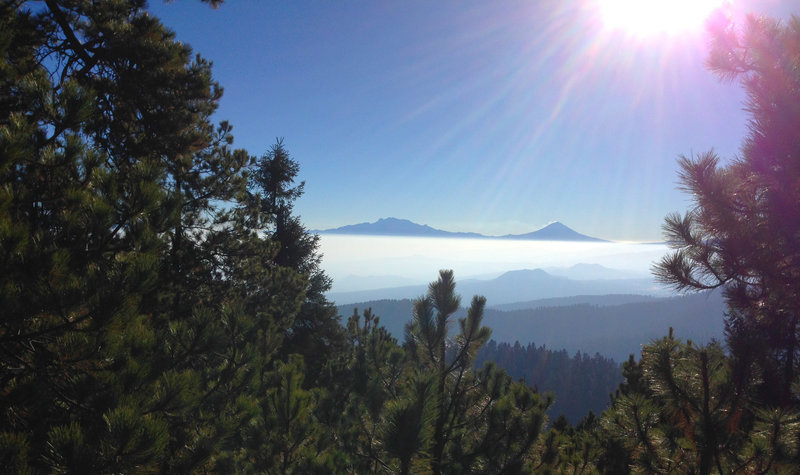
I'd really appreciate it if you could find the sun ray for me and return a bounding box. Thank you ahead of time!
[598,0,727,36]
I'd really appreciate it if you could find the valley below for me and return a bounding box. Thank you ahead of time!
[336,290,726,364]
[321,232,724,362]
[322,230,727,421]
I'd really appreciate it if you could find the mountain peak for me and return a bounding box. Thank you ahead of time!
[541,221,567,229]
[502,222,607,242]
[316,218,607,241]
[315,217,461,237]
[496,268,552,280]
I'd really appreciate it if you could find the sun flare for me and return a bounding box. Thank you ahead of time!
[598,0,727,36]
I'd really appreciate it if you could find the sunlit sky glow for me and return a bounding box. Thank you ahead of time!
[148,0,795,241]
[599,0,728,36]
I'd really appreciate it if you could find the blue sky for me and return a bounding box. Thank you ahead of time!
[148,0,795,241]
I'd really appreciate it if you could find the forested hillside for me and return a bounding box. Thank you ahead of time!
[0,3,548,471]
[475,341,622,424]
[2,2,799,472]
[338,291,725,361]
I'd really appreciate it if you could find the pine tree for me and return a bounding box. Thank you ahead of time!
[654,12,800,407]
[334,308,408,473]
[0,2,307,471]
[595,10,800,474]
[600,331,800,473]
[405,270,483,473]
[403,270,551,473]
[247,139,345,383]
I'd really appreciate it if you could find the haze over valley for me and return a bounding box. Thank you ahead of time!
[321,219,726,369]
[328,229,730,421]
[318,219,667,295]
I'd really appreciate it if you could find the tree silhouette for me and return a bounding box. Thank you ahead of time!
[654,13,800,407]
[247,139,345,384]
[404,270,551,473]
[0,2,306,471]
[601,330,800,473]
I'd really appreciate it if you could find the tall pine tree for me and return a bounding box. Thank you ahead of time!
[246,139,345,384]
[403,270,551,473]
[0,1,307,471]
[654,12,800,407]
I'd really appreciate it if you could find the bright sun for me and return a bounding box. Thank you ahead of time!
[598,0,727,36]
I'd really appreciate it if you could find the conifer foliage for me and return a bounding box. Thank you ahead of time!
[0,2,555,471]
[335,271,552,473]
[544,11,800,473]
[6,1,800,472]
[0,1,306,471]
[601,331,800,473]
[602,11,800,473]
[402,270,552,473]
[654,12,800,407]
[247,139,345,384]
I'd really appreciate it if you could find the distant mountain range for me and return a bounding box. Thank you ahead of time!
[328,267,669,306]
[544,263,644,280]
[315,218,608,242]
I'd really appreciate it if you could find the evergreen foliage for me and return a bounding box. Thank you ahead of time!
[402,270,552,473]
[321,273,553,473]
[654,12,800,407]
[594,11,800,473]
[541,11,800,473]
[0,1,311,471]
[475,340,622,424]
[5,2,800,473]
[601,330,800,473]
[246,139,346,385]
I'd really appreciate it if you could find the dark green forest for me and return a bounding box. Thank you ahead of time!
[474,341,622,425]
[2,1,800,473]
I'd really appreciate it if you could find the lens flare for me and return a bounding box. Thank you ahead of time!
[598,0,727,36]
